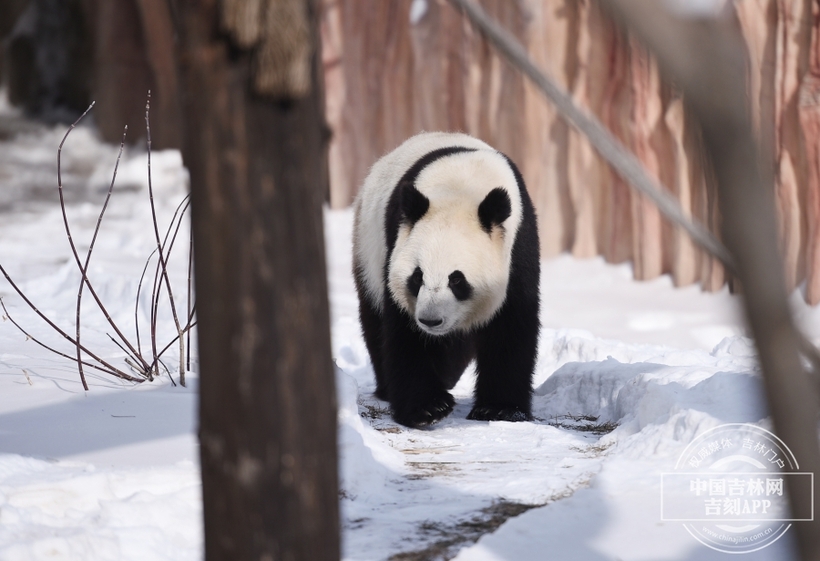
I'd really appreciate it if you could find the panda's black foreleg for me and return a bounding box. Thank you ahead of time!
[381,302,464,428]
[469,284,539,423]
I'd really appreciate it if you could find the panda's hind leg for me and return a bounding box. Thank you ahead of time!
[358,296,389,400]
[354,264,389,400]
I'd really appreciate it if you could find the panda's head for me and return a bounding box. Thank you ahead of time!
[387,150,522,336]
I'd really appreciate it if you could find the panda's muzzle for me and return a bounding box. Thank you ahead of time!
[418,317,443,328]
[410,270,465,335]
[415,294,452,335]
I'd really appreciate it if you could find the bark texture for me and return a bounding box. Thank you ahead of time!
[3,0,92,121]
[92,0,181,149]
[175,0,339,559]
[322,0,820,303]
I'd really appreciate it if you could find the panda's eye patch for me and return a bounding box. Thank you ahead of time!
[448,270,473,301]
[407,266,424,297]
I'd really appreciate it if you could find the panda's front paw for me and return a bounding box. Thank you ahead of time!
[392,392,455,428]
[467,405,531,423]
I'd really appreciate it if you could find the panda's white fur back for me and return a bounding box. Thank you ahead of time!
[353,132,524,331]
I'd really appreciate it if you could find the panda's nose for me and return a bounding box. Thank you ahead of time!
[419,317,443,328]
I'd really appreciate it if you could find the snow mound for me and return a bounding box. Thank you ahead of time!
[535,345,768,458]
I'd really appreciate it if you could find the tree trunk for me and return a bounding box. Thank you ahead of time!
[174,0,339,559]
[0,0,30,83]
[4,0,92,121]
[92,0,181,149]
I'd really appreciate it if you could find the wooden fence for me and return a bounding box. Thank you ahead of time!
[4,0,817,303]
[321,0,820,304]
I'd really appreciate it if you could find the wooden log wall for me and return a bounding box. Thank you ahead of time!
[321,0,820,304]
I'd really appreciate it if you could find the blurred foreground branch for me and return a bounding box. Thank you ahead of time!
[602,3,820,558]
[451,0,820,558]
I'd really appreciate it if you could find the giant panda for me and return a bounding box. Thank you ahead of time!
[352,132,540,429]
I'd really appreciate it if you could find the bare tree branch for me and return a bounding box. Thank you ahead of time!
[0,297,142,383]
[135,246,159,379]
[0,100,194,388]
[145,92,187,386]
[186,226,194,372]
[57,103,153,380]
[75,125,129,390]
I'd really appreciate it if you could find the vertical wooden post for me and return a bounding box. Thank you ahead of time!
[0,0,30,81]
[4,0,92,119]
[93,0,181,149]
[173,0,339,559]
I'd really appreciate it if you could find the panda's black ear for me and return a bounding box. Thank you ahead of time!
[400,181,430,224]
[478,187,511,233]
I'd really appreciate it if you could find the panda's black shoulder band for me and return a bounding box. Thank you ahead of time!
[385,146,477,254]
[401,146,477,186]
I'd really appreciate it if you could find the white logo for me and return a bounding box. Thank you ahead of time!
[661,423,813,553]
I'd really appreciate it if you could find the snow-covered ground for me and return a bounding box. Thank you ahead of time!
[0,97,818,560]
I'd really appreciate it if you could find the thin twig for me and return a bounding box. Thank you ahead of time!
[134,246,159,372]
[124,357,142,373]
[0,270,135,378]
[0,298,143,382]
[1,101,195,388]
[75,125,129,388]
[57,103,152,384]
[186,225,194,372]
[148,312,196,371]
[161,198,191,265]
[130,329,177,386]
[145,92,186,386]
[149,197,189,340]
[136,194,188,378]
[106,333,147,374]
[152,196,191,383]
[155,320,198,363]
[56,103,94,390]
[149,250,159,379]
[152,197,191,304]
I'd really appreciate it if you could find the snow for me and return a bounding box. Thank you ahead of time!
[0,101,817,560]
[409,0,428,24]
